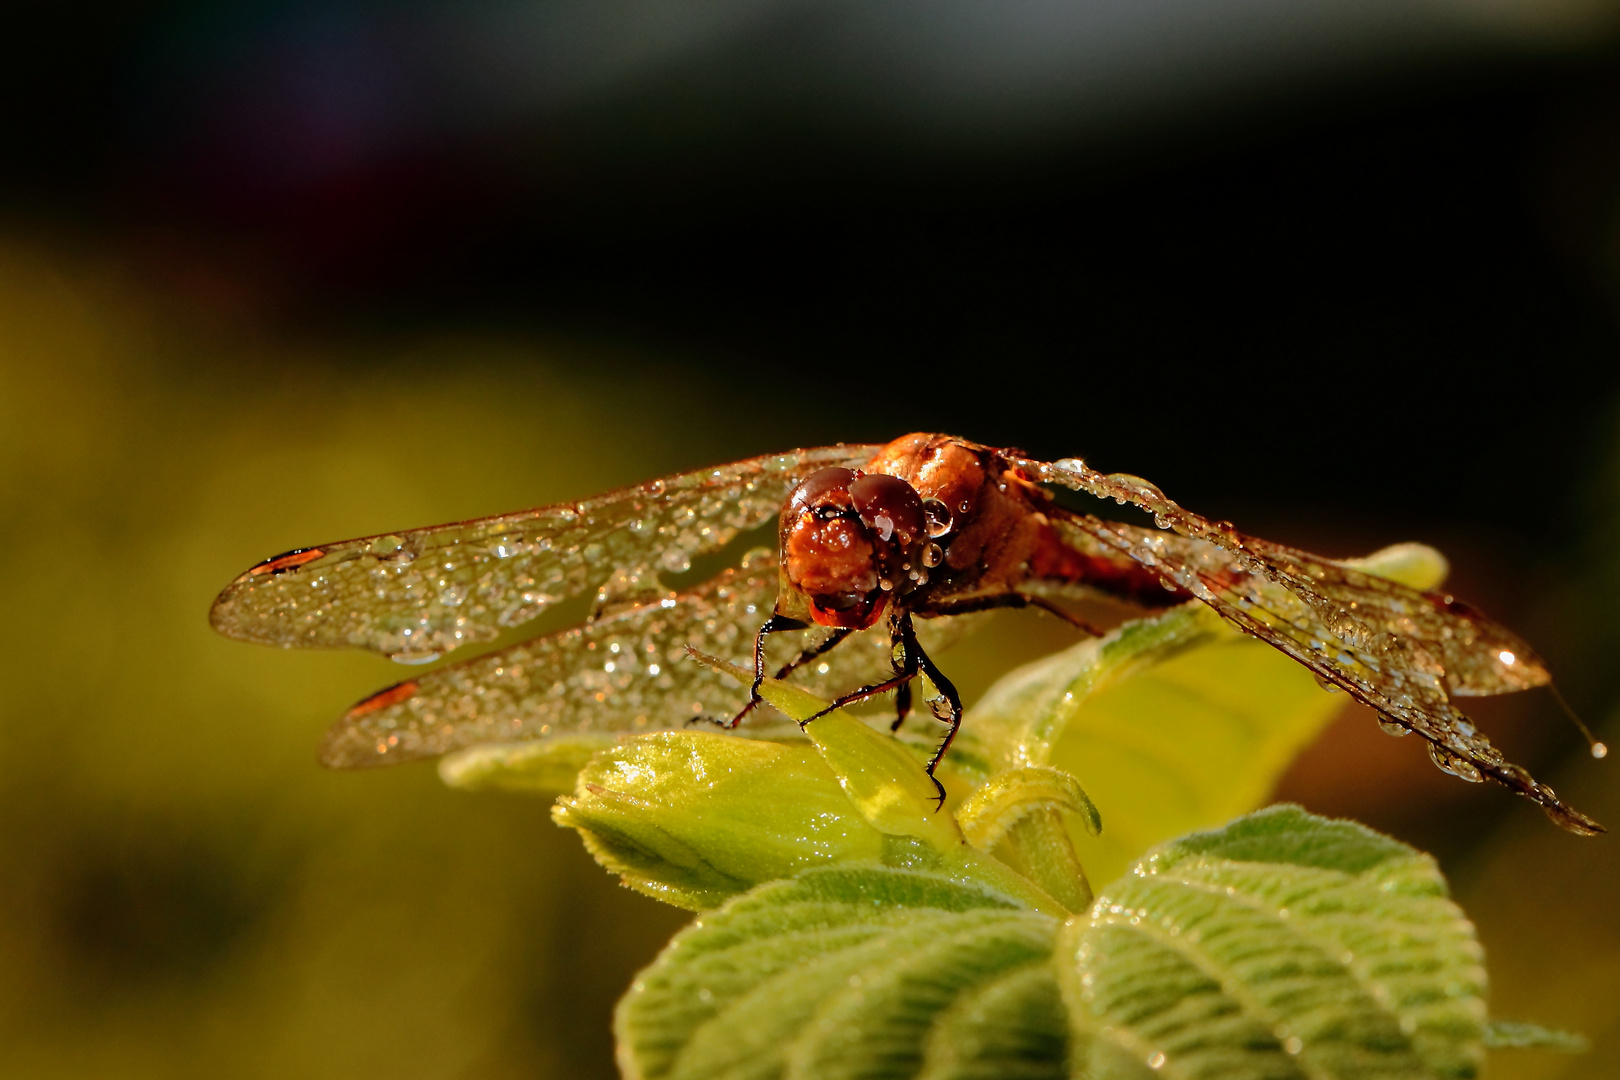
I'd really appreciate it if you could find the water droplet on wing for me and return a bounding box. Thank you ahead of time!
[1428,743,1483,782]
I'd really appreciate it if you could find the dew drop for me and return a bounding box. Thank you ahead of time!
[1147,1052,1166,1070]
[922,542,944,568]
[1592,742,1608,759]
[1313,675,1341,694]
[1378,719,1410,737]
[1428,743,1483,782]
[391,651,440,665]
[922,499,953,538]
[661,549,693,573]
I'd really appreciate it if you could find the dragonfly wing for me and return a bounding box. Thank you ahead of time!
[211,444,881,660]
[1025,456,1600,836]
[321,552,982,768]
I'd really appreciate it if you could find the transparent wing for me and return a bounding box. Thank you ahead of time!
[321,552,983,768]
[210,444,881,661]
[1024,455,1601,836]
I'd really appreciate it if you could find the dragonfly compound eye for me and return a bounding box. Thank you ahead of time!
[786,467,860,518]
[848,473,925,547]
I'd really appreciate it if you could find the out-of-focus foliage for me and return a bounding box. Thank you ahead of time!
[1451,432,1620,1080]
[0,243,719,1079]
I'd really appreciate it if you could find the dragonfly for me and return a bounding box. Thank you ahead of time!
[210,432,1604,835]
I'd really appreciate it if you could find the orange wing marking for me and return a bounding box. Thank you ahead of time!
[249,548,327,575]
[345,680,421,720]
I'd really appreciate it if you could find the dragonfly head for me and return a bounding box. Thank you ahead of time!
[776,467,928,630]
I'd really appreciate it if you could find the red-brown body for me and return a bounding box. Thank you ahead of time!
[776,433,1179,632]
[758,434,1189,793]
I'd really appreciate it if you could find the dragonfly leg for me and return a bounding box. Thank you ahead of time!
[892,680,912,733]
[889,611,915,733]
[898,614,961,809]
[772,626,853,681]
[801,613,952,809]
[801,668,919,728]
[926,591,1104,636]
[801,614,921,728]
[720,614,810,729]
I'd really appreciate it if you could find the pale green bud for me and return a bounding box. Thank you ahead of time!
[553,732,886,910]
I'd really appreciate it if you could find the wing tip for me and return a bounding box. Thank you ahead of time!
[1544,802,1606,837]
[317,681,424,770]
[209,547,330,640]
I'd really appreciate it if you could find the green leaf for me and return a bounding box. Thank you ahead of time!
[553,733,889,909]
[970,544,1445,885]
[956,767,1101,913]
[616,864,1051,1080]
[551,726,1068,914]
[1058,804,1487,1080]
[956,767,1102,851]
[803,710,967,850]
[437,733,622,792]
[678,649,1073,916]
[688,647,964,849]
[617,808,1484,1080]
[915,962,1069,1080]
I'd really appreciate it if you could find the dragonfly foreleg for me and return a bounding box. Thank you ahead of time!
[773,625,853,681]
[899,614,962,807]
[715,614,811,730]
[889,610,917,733]
[801,612,953,809]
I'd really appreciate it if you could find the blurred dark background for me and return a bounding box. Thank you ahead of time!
[3,1,1620,1076]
